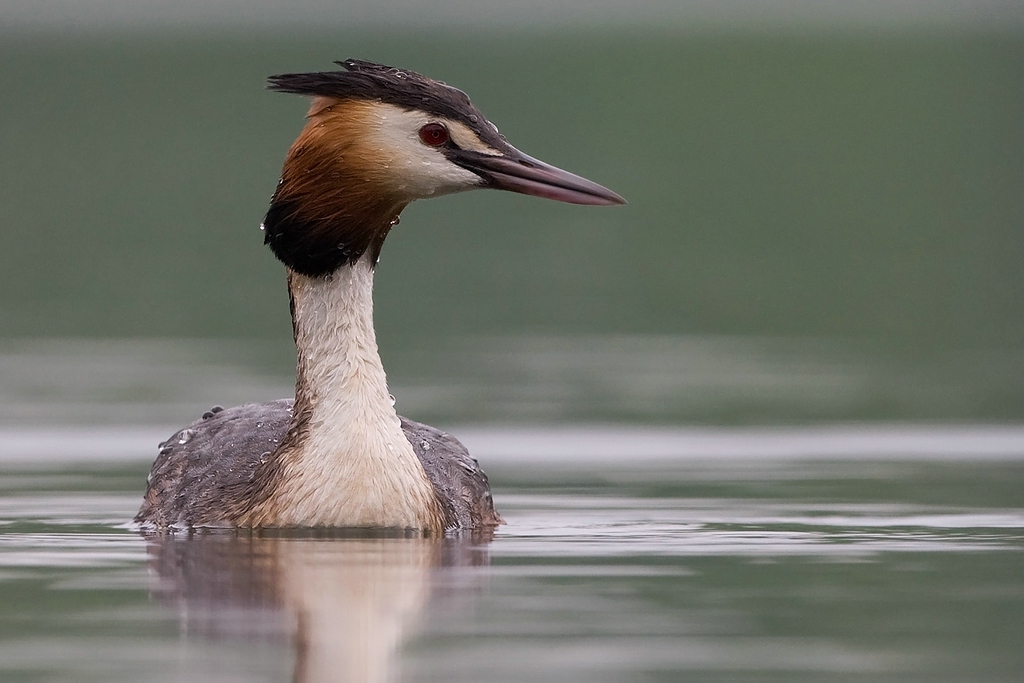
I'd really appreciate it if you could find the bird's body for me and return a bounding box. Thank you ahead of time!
[136,59,623,533]
[137,400,500,530]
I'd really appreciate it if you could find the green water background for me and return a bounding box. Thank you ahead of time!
[0,25,1021,424]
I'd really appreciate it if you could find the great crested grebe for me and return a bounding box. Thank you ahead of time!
[136,59,624,533]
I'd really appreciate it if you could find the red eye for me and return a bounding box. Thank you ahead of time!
[418,123,449,147]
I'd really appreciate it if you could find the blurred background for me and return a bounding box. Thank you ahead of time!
[1,0,1021,429]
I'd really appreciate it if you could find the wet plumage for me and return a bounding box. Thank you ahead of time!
[138,401,500,530]
[135,59,622,532]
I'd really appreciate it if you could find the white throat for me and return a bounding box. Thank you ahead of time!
[267,259,440,530]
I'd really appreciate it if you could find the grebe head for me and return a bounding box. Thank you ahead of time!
[262,59,625,277]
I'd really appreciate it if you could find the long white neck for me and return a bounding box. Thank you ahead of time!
[262,259,442,531]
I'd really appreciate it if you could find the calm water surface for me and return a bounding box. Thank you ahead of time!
[0,428,1021,683]
[0,21,1021,682]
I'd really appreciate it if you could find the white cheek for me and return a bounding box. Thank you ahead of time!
[369,105,483,199]
[397,149,482,198]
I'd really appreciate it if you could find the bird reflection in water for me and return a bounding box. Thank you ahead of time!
[142,530,492,682]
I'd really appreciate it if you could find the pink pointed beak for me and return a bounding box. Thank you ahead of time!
[449,148,626,206]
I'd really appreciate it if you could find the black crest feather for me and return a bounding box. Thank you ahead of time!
[267,59,505,149]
